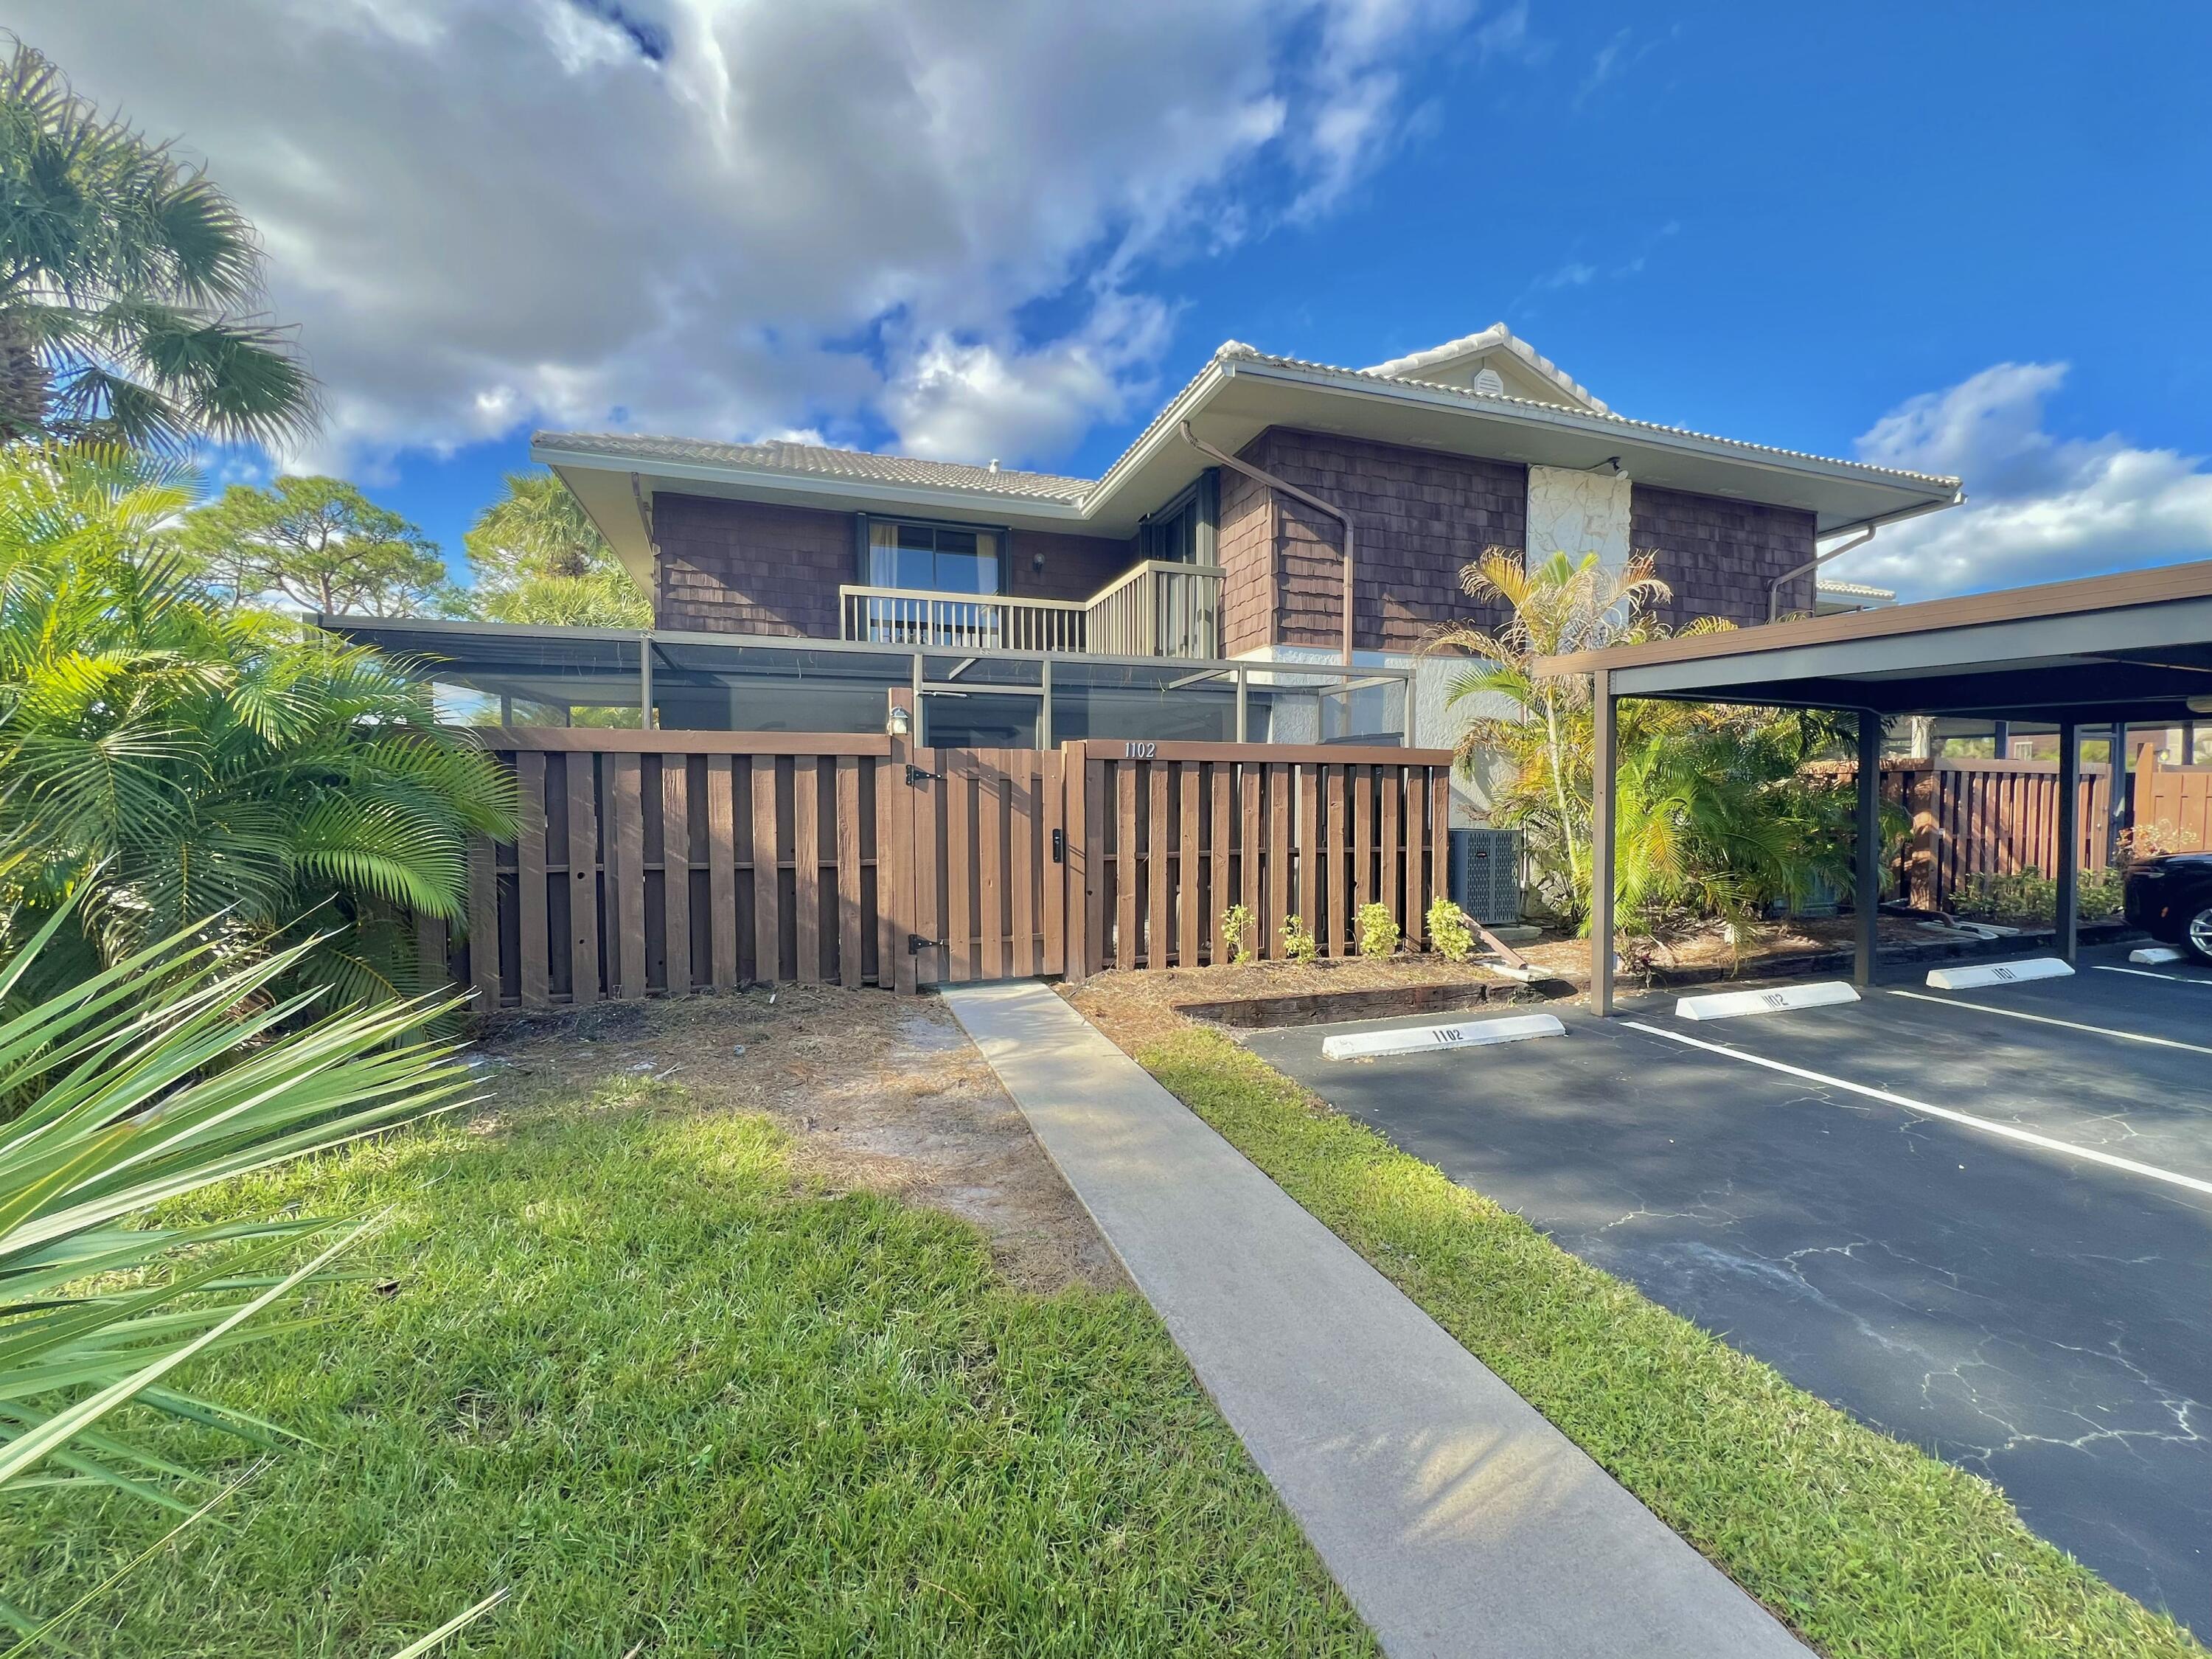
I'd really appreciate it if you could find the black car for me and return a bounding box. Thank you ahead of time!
[2123,852,2212,961]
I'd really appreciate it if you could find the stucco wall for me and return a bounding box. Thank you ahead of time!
[1526,465,1632,571]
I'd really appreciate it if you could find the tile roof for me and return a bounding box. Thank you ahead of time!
[1197,343,1963,491]
[541,340,1963,516]
[1362,323,1609,413]
[1815,579,1898,599]
[533,431,1094,505]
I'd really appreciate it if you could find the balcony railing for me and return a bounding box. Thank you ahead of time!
[841,561,1222,658]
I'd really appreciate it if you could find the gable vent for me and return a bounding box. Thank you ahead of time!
[1470,366,1505,397]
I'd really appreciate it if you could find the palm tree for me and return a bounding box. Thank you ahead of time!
[1428,549,1673,896]
[0,39,316,451]
[1428,548,1850,941]
[0,444,515,1004]
[462,470,650,627]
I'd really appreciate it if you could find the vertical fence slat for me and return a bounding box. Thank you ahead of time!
[611,754,647,999]
[1352,763,1375,922]
[1267,763,1290,959]
[1429,768,1451,920]
[1147,761,1172,971]
[1402,766,1425,946]
[1115,762,1138,971]
[707,755,737,991]
[1323,765,1348,956]
[837,758,863,989]
[517,751,551,1008]
[467,835,498,1009]
[1042,751,1066,975]
[978,752,1005,980]
[914,749,943,987]
[1209,762,1232,964]
[566,754,601,1005]
[751,757,781,984]
[1178,763,1201,968]
[662,755,692,995]
[1379,765,1401,936]
[947,751,974,982]
[793,757,821,984]
[1009,753,1036,978]
[880,753,917,994]
[1239,762,1262,931]
[1296,764,1319,949]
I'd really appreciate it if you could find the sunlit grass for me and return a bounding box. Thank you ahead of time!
[0,1074,1373,1658]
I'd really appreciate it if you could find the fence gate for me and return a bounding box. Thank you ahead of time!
[881,741,1066,990]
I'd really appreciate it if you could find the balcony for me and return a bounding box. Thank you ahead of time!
[840,560,1223,659]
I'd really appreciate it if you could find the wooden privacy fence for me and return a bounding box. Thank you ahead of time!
[1060,742,1455,975]
[2133,748,2212,853]
[441,732,1457,1006]
[1874,750,2212,910]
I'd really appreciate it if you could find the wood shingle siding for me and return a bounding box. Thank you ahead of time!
[1629,484,1817,628]
[1216,428,1527,654]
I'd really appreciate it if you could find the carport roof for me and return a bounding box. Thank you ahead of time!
[1537,557,2212,723]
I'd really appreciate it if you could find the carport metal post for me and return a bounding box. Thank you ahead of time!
[1591,669,1617,1016]
[1855,711,1881,989]
[2055,720,2080,965]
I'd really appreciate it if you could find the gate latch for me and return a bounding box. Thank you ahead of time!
[905,763,940,786]
[907,933,943,955]
[1051,828,1064,864]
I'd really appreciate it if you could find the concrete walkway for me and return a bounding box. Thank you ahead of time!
[945,981,1811,1659]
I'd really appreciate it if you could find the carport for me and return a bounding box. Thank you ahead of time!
[1541,558,2212,1014]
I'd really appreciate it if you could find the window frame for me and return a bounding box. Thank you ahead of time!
[1135,468,1219,565]
[854,512,1013,597]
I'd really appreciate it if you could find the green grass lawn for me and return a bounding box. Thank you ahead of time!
[0,1072,1373,1658]
[1137,1026,2205,1659]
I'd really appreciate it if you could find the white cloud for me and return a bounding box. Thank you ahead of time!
[16,0,1484,476]
[1833,362,2212,600]
[1573,22,1672,110]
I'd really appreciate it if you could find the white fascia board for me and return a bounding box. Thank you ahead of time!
[1077,362,1231,526]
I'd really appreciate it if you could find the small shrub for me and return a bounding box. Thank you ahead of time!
[2123,818,2202,860]
[1959,864,2125,920]
[1427,897,1477,962]
[1356,902,1400,959]
[1220,902,1256,965]
[1280,914,1318,964]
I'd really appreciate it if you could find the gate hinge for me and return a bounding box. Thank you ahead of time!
[907,933,943,955]
[905,763,941,786]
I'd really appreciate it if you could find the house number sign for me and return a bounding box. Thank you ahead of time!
[1123,741,1158,759]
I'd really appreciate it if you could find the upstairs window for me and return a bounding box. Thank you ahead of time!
[1136,470,1217,564]
[1140,493,1200,563]
[866,520,1001,594]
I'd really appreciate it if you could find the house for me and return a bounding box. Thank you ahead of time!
[327,325,1960,813]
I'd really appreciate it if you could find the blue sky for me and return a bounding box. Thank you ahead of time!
[26,0,2212,599]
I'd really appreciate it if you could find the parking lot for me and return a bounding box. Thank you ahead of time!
[1247,942,2212,1637]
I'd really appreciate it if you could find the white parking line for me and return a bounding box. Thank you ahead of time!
[1622,1020,2212,1197]
[2093,964,2212,988]
[1884,987,2212,1057]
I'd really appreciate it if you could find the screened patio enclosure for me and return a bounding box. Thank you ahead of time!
[316,616,1417,749]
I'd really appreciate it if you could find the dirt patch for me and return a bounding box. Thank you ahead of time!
[471,987,1124,1295]
[1065,912,2126,1048]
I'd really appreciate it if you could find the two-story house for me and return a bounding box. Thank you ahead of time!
[326,325,1958,817]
